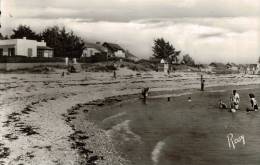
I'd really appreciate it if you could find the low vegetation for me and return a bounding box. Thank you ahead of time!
[0,56,64,63]
[82,63,117,72]
[81,58,157,72]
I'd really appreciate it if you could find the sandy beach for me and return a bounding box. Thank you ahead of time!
[1,68,260,165]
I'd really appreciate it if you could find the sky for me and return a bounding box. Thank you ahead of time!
[1,0,260,63]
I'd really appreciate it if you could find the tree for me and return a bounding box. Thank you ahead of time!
[152,38,177,61]
[10,25,41,40]
[41,26,85,58]
[258,56,260,63]
[0,33,8,40]
[182,54,195,66]
[0,33,4,40]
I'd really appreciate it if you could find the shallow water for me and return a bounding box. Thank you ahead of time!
[87,86,260,165]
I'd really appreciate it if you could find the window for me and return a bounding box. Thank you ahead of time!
[28,48,32,57]
[8,48,15,56]
[0,49,3,56]
[37,49,44,57]
[90,50,93,56]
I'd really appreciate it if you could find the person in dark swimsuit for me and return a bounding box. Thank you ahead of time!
[219,99,227,109]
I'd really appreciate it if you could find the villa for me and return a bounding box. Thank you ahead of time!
[83,41,139,61]
[82,42,108,58]
[102,42,125,58]
[0,37,53,58]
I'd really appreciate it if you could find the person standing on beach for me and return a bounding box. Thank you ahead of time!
[113,70,117,79]
[201,75,205,91]
[61,71,65,78]
[231,90,240,111]
[141,87,149,104]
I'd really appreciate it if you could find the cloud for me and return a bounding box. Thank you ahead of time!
[69,17,260,64]
[3,0,260,21]
[198,32,225,39]
[1,1,260,64]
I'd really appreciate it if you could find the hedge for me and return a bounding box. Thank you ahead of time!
[0,56,65,63]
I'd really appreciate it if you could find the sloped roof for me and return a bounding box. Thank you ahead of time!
[125,51,138,60]
[103,42,124,52]
[209,62,225,67]
[226,63,238,67]
[84,43,107,52]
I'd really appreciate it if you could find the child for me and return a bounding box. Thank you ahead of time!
[219,99,227,109]
[201,79,205,91]
[141,87,150,99]
[247,93,258,112]
[188,97,192,102]
[230,90,240,111]
[200,75,205,91]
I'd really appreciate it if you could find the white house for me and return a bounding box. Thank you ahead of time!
[82,42,108,57]
[102,42,126,58]
[114,50,125,58]
[158,58,169,73]
[0,37,53,57]
[247,64,260,75]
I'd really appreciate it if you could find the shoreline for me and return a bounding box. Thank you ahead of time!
[64,83,260,165]
[1,71,260,164]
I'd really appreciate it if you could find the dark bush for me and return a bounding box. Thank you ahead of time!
[136,59,157,71]
[91,53,107,63]
[78,53,107,63]
[83,63,117,72]
[0,56,65,63]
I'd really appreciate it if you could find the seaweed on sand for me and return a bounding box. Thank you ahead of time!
[2,112,21,127]
[25,152,35,159]
[3,133,18,141]
[21,105,35,114]
[69,131,88,141]
[19,125,39,136]
[68,130,105,165]
[0,143,10,159]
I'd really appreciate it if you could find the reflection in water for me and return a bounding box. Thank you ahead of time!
[87,87,260,165]
[151,141,166,165]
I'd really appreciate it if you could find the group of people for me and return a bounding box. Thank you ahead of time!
[140,73,258,112]
[219,90,258,112]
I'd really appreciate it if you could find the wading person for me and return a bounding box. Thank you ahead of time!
[113,70,117,79]
[141,87,150,101]
[188,97,192,102]
[247,93,258,112]
[201,79,205,91]
[141,87,150,105]
[230,90,240,112]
